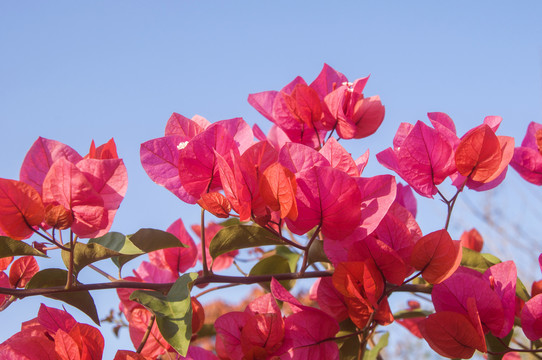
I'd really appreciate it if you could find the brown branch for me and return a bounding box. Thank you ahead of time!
[0,273,432,299]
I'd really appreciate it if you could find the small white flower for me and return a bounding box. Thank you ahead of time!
[177,141,189,150]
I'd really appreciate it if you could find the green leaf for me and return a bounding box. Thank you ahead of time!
[25,268,100,325]
[307,239,330,264]
[249,255,291,290]
[461,247,501,272]
[90,229,186,271]
[485,330,513,360]
[130,272,197,357]
[61,242,122,277]
[516,277,531,302]
[0,236,47,258]
[393,309,432,319]
[209,225,283,259]
[363,332,389,360]
[335,330,360,360]
[275,246,300,272]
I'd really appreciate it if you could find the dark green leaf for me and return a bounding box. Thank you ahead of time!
[25,268,100,325]
[209,225,283,259]
[307,239,330,264]
[0,236,47,258]
[130,272,197,357]
[363,332,389,360]
[393,309,432,319]
[485,330,513,360]
[275,246,300,272]
[335,330,360,360]
[61,242,122,277]
[249,255,291,290]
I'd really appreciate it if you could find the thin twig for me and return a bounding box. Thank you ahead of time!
[136,315,155,353]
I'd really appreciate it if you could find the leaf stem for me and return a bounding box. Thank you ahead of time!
[65,230,75,289]
[136,314,155,353]
[300,224,321,274]
[88,264,118,281]
[200,208,210,276]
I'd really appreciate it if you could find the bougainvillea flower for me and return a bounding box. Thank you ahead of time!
[215,293,284,360]
[164,112,207,138]
[0,178,45,240]
[0,304,104,360]
[377,121,456,198]
[324,77,385,139]
[410,229,461,284]
[432,263,517,338]
[17,137,128,238]
[460,228,483,252]
[331,261,392,328]
[286,166,361,240]
[309,63,348,101]
[148,218,198,275]
[510,121,542,185]
[248,75,327,148]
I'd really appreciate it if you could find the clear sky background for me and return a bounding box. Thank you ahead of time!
[1,1,542,358]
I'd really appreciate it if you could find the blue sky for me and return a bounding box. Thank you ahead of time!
[1,1,542,358]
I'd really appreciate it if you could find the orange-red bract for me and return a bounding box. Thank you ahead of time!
[281,83,322,129]
[197,192,231,218]
[191,297,205,335]
[0,178,45,240]
[259,162,298,220]
[44,204,73,230]
[9,256,39,288]
[455,125,502,182]
[86,138,119,160]
[410,229,461,284]
[460,228,483,252]
[419,311,486,359]
[113,350,149,360]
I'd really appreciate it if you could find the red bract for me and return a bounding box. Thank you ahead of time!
[410,229,461,284]
[310,277,349,322]
[0,178,44,240]
[377,121,456,198]
[197,192,231,218]
[286,166,361,240]
[455,124,505,182]
[460,228,484,252]
[319,137,359,176]
[331,261,392,328]
[9,256,39,288]
[148,218,198,275]
[419,311,486,359]
[259,162,298,221]
[20,137,83,196]
[86,138,118,160]
[521,294,542,341]
[511,121,542,184]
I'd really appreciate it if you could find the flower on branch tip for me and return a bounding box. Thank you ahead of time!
[510,121,542,185]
